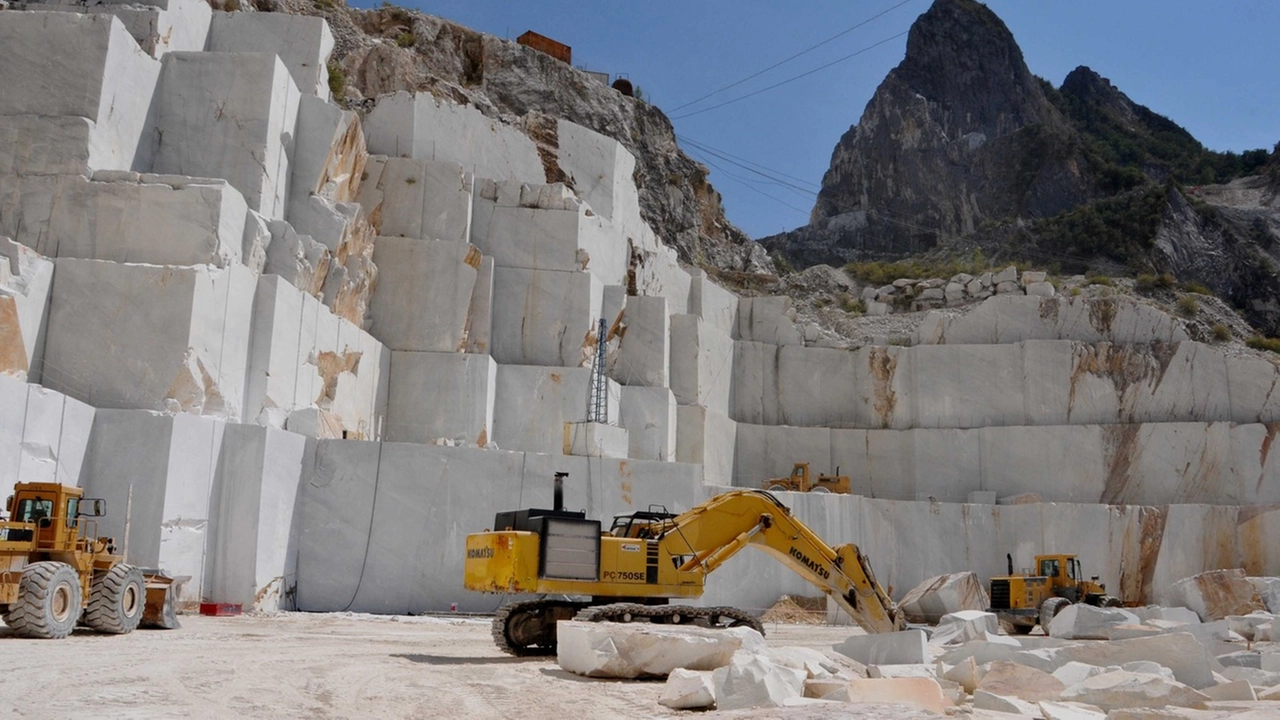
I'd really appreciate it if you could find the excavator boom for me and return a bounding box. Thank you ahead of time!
[465,486,903,653]
[642,490,901,633]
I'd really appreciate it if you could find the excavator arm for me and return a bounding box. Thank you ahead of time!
[651,490,904,633]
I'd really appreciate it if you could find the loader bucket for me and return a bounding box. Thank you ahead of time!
[140,571,182,629]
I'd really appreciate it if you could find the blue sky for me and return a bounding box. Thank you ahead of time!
[375,0,1280,239]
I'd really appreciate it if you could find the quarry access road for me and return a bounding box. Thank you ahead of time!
[0,612,858,718]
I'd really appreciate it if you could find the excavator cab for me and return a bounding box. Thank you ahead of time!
[608,506,675,539]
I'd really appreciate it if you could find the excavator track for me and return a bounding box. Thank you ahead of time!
[574,603,766,637]
[492,599,588,657]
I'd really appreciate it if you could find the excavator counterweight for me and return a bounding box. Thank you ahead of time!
[464,474,903,655]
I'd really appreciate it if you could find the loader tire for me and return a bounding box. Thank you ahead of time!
[1039,597,1071,633]
[85,564,145,634]
[4,561,82,639]
[1101,596,1122,608]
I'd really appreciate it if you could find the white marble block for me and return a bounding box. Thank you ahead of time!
[565,421,628,458]
[368,237,481,352]
[0,13,161,173]
[610,295,669,387]
[0,238,54,381]
[15,173,249,268]
[491,267,603,367]
[362,91,545,184]
[385,351,495,447]
[206,424,309,611]
[0,375,95,498]
[669,314,734,412]
[359,156,472,244]
[289,95,366,238]
[689,271,738,336]
[81,410,226,604]
[246,274,388,436]
[152,51,301,219]
[619,386,677,462]
[675,405,736,486]
[208,12,333,99]
[85,0,212,59]
[492,365,619,455]
[43,259,256,421]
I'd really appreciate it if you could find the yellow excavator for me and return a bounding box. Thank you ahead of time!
[0,482,180,639]
[464,473,903,655]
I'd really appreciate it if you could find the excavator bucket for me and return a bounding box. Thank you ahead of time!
[139,570,182,629]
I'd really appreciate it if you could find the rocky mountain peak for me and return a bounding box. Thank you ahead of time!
[895,0,1060,139]
[766,0,1085,267]
[1064,64,1146,131]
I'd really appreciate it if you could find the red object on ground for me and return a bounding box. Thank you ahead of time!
[199,603,243,617]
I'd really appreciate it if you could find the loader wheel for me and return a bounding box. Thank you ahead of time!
[1101,596,1122,608]
[1039,597,1071,633]
[85,564,145,634]
[4,561,82,639]
[810,486,832,494]
[767,485,790,492]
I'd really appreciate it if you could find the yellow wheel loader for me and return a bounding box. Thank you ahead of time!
[0,482,180,639]
[988,553,1119,634]
[464,473,903,655]
[763,462,851,494]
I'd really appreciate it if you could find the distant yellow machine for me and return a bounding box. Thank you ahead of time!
[464,473,902,655]
[763,463,851,494]
[988,553,1118,633]
[0,482,179,639]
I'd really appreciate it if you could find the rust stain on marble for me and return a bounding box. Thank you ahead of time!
[868,347,898,429]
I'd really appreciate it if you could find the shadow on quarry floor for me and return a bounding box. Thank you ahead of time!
[393,653,539,665]
[538,668,664,683]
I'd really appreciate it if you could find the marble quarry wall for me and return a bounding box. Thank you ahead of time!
[3,4,1280,617]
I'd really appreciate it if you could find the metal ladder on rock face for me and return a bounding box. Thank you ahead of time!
[586,318,608,423]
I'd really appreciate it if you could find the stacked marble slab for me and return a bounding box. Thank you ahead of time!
[0,8,385,431]
[728,293,1280,507]
[0,7,386,608]
[359,92,726,469]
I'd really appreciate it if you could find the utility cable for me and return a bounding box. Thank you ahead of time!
[672,30,910,120]
[669,0,919,113]
[678,133,821,188]
[339,437,387,612]
[681,136,819,198]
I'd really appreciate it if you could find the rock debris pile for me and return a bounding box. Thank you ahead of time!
[560,571,1280,716]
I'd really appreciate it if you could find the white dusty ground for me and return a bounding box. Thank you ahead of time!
[0,613,873,719]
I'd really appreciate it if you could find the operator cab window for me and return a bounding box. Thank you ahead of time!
[15,498,54,524]
[1068,559,1077,580]
[1040,558,1059,578]
[793,466,804,477]
[66,498,79,528]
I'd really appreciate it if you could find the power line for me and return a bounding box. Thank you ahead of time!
[671,30,910,120]
[677,133,820,189]
[684,146,813,215]
[669,0,920,113]
[681,141,817,202]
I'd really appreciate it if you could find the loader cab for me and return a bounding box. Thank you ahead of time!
[5,483,105,550]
